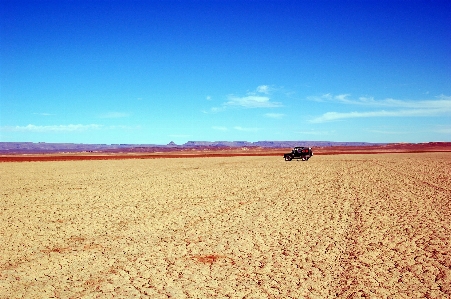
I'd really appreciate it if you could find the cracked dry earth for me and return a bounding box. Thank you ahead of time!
[1,153,450,299]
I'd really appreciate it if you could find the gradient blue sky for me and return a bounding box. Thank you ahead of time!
[1,0,450,144]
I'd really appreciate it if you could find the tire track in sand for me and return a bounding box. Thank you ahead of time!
[336,156,450,298]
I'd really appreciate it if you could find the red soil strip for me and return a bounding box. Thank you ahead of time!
[0,152,282,162]
[1,144,450,162]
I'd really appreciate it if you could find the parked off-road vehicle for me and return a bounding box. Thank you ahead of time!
[284,147,313,161]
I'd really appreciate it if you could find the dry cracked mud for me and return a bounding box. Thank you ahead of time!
[1,153,450,298]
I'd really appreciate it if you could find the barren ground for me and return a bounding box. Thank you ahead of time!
[1,153,450,298]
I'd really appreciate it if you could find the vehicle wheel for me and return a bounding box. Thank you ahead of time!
[285,156,292,161]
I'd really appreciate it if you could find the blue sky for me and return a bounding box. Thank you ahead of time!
[1,0,450,144]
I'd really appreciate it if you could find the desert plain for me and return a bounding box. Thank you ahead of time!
[1,152,450,298]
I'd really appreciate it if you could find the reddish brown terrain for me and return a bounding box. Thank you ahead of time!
[1,142,450,162]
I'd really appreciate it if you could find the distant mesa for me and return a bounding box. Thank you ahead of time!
[0,141,449,155]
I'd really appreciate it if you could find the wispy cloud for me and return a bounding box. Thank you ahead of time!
[1,124,103,132]
[256,85,270,94]
[311,94,451,108]
[206,85,282,113]
[354,96,451,109]
[264,113,284,119]
[225,95,282,108]
[310,108,450,123]
[309,94,451,123]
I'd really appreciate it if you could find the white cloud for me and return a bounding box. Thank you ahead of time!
[309,93,353,104]
[309,94,451,123]
[234,126,260,132]
[335,94,351,102]
[264,113,284,119]
[256,85,270,94]
[362,97,451,109]
[206,96,212,101]
[310,107,451,123]
[225,95,282,108]
[206,86,282,112]
[311,93,451,109]
[1,124,103,132]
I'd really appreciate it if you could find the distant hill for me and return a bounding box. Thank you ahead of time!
[184,141,382,148]
[1,141,384,154]
[1,142,450,161]
[2,141,449,155]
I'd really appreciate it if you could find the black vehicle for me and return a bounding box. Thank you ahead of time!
[284,147,313,161]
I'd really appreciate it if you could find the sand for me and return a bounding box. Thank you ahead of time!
[1,153,450,298]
